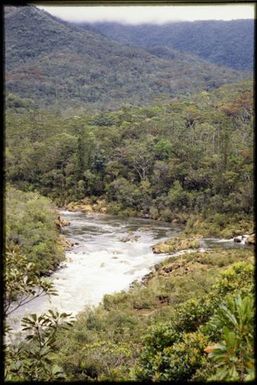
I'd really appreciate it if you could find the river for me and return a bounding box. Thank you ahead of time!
[7,210,248,332]
[7,211,181,330]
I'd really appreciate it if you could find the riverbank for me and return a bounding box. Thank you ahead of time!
[7,205,254,382]
[62,197,188,224]
[151,212,254,254]
[184,213,254,238]
[62,197,253,238]
[51,209,254,382]
[152,231,254,254]
[56,205,254,277]
[55,244,254,381]
[64,198,109,215]
[6,186,66,276]
[60,202,254,256]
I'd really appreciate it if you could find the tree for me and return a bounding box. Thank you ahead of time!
[118,137,155,182]
[4,245,57,317]
[5,311,74,381]
[4,245,74,381]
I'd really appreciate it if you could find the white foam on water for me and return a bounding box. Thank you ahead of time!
[7,212,179,332]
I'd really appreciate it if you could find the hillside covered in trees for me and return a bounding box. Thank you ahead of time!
[83,19,254,71]
[4,4,254,383]
[4,5,251,111]
[6,80,253,227]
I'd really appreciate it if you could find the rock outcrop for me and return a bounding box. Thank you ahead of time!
[55,215,70,230]
[245,233,255,245]
[233,233,255,245]
[152,236,201,254]
[120,234,140,242]
[65,198,108,214]
[233,235,247,243]
[58,235,74,250]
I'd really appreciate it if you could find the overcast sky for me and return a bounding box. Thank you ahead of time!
[37,4,255,24]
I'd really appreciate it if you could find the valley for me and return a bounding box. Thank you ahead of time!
[3,4,254,382]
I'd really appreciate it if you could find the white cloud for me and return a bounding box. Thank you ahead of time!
[37,4,255,24]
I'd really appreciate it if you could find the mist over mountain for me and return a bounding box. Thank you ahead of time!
[4,5,251,111]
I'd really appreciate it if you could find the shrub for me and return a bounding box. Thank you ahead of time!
[206,294,254,381]
[6,186,64,274]
[136,331,208,381]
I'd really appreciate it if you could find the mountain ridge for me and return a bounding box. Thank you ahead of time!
[4,5,251,111]
[77,19,253,71]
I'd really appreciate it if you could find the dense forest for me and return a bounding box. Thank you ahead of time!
[6,80,253,226]
[4,6,251,111]
[4,4,254,383]
[84,19,254,71]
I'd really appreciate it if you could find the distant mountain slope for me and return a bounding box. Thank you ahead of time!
[81,20,254,71]
[4,6,250,111]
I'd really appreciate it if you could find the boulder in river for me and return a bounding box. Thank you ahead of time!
[152,242,171,254]
[58,235,74,250]
[245,233,255,245]
[233,234,255,245]
[60,217,70,226]
[120,234,140,242]
[233,235,245,243]
[81,204,94,213]
[55,215,70,229]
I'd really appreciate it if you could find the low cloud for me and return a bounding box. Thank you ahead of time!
[37,5,254,24]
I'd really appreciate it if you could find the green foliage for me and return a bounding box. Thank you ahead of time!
[212,261,254,298]
[135,260,254,382]
[206,295,254,381]
[137,329,204,381]
[6,92,36,111]
[6,186,64,274]
[4,244,57,317]
[53,248,254,382]
[4,10,254,380]
[63,340,134,381]
[185,212,253,238]
[4,219,74,381]
[168,180,192,210]
[174,298,213,333]
[5,310,74,381]
[142,322,180,353]
[6,80,253,224]
[137,331,208,381]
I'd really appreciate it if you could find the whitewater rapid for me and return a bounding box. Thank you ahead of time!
[8,211,181,329]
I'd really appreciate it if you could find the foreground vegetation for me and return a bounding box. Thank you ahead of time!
[4,190,254,382]
[4,185,255,382]
[49,235,254,381]
[5,186,64,275]
[5,244,254,381]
